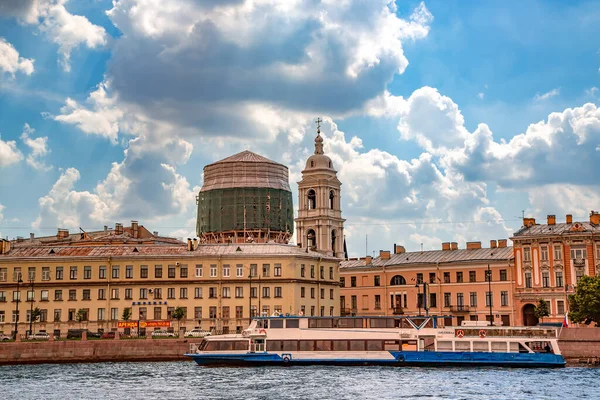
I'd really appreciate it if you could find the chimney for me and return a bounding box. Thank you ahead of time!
[523,218,536,228]
[566,214,572,224]
[104,225,108,233]
[131,221,139,238]
[380,250,391,260]
[450,242,458,251]
[0,239,10,254]
[193,238,198,250]
[442,242,451,251]
[30,233,35,240]
[490,240,497,249]
[187,238,192,251]
[466,241,482,250]
[115,223,123,235]
[547,215,556,225]
[590,211,600,225]
[153,231,158,236]
[57,229,69,239]
[365,256,372,265]
[394,244,406,254]
[498,239,507,248]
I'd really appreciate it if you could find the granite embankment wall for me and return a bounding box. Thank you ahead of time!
[559,328,600,359]
[0,337,202,365]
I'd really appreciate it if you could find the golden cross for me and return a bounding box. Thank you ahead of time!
[315,117,322,131]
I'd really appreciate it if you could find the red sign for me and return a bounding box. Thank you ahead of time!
[139,320,171,328]
[118,321,139,328]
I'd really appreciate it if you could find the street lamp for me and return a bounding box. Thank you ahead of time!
[423,282,429,317]
[13,274,23,339]
[28,278,34,338]
[486,264,493,325]
[415,283,422,316]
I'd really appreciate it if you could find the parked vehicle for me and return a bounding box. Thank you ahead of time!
[29,332,50,340]
[100,331,123,339]
[151,330,178,338]
[184,329,211,338]
[0,333,11,341]
[66,329,102,339]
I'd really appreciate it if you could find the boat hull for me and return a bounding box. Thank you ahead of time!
[185,351,566,368]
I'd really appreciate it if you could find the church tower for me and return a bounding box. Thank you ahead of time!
[295,118,345,258]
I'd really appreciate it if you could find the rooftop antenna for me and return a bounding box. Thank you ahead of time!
[365,234,368,257]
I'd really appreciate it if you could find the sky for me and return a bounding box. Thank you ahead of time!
[0,0,599,257]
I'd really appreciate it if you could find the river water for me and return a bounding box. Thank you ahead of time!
[0,362,598,399]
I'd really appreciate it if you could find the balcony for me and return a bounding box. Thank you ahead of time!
[392,307,404,315]
[449,305,470,313]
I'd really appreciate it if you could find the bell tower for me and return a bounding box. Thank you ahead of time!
[295,118,345,258]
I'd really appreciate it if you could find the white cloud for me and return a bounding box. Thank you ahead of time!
[20,123,52,171]
[528,184,600,219]
[586,87,598,97]
[0,133,23,167]
[534,88,560,101]
[0,38,35,77]
[0,202,4,239]
[477,92,485,100]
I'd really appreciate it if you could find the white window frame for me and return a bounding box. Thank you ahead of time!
[223,264,230,277]
[236,264,244,277]
[195,265,203,277]
[210,265,217,278]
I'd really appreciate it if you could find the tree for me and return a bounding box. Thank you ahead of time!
[534,299,550,322]
[122,308,132,321]
[569,275,600,326]
[172,307,186,335]
[30,307,42,334]
[75,309,86,327]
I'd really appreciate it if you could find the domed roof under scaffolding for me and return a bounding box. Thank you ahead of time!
[196,150,294,244]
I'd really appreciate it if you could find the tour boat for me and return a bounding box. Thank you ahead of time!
[185,316,566,368]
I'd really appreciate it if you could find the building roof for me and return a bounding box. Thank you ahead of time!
[206,150,285,167]
[340,246,513,270]
[0,243,338,261]
[512,221,600,238]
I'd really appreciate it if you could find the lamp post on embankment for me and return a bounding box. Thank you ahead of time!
[13,274,23,339]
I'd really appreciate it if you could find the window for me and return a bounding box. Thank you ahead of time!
[209,287,217,298]
[525,272,532,288]
[275,264,282,277]
[557,300,565,315]
[12,290,21,301]
[469,271,476,282]
[274,287,282,298]
[576,268,585,284]
[155,265,163,278]
[98,308,106,321]
[0,268,6,282]
[126,265,133,279]
[320,288,324,299]
[235,287,243,298]
[194,287,203,298]
[180,287,188,299]
[329,190,335,209]
[444,272,450,283]
[570,248,587,260]
[210,265,217,277]
[84,266,91,279]
[167,288,175,299]
[223,287,231,298]
[42,267,50,281]
[68,309,75,322]
[390,275,406,285]
[41,290,48,301]
[99,265,106,279]
[340,277,345,287]
[82,289,91,300]
[141,265,148,278]
[311,265,315,278]
[330,288,335,300]
[541,246,549,261]
[429,273,436,284]
[301,264,305,277]
[542,271,550,288]
[180,265,188,278]
[236,264,243,277]
[416,273,423,284]
[307,189,316,209]
[456,272,463,283]
[139,307,147,320]
[153,307,161,320]
[69,289,76,301]
[194,307,202,320]
[351,295,357,310]
[555,271,564,287]
[429,293,437,308]
[456,293,464,307]
[209,306,217,319]
[262,264,270,277]
[444,293,451,307]
[524,247,531,262]
[374,275,380,287]
[53,309,61,322]
[470,292,477,307]
[320,266,324,279]
[125,288,132,300]
[485,292,493,307]
[27,289,34,301]
[70,266,77,280]
[28,267,35,281]
[250,287,257,298]
[153,288,162,299]
[485,269,492,282]
[329,266,334,280]
[236,306,243,319]
[111,288,119,300]
[501,291,509,306]
[262,287,270,298]
[112,265,120,279]
[500,269,507,281]
[311,288,315,299]
[168,265,176,278]
[554,245,562,260]
[310,306,315,316]
[139,288,147,299]
[374,295,381,309]
[250,264,257,277]
[223,264,230,277]
[111,308,119,320]
[0,311,4,323]
[0,291,5,302]
[351,276,357,287]
[98,288,106,300]
[39,309,47,322]
[301,287,305,298]
[195,264,203,277]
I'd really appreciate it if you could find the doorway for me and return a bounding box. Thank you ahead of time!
[522,304,538,326]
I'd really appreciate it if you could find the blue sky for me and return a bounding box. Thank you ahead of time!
[0,0,599,257]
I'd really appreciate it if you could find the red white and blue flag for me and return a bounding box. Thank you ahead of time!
[562,312,569,328]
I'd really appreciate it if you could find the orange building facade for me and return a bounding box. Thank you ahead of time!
[511,212,600,326]
[340,241,516,327]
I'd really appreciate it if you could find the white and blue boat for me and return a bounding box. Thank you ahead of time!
[185,316,566,368]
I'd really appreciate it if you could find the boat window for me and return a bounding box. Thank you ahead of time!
[316,341,332,351]
[299,340,315,351]
[349,340,366,351]
[367,341,383,351]
[205,341,219,351]
[198,340,209,351]
[286,319,299,329]
[220,341,234,351]
[491,342,508,352]
[270,319,284,329]
[436,341,452,352]
[333,341,348,351]
[267,340,283,351]
[338,318,363,328]
[309,318,334,328]
[455,341,470,351]
[518,343,530,353]
[234,341,248,351]
[370,318,395,328]
[282,341,298,351]
[473,341,488,352]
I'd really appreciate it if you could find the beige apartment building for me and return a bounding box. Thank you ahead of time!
[340,240,515,326]
[0,223,339,337]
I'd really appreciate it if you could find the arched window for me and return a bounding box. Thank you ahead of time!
[329,161,332,168]
[310,161,314,167]
[307,189,316,210]
[331,230,336,252]
[307,229,316,249]
[390,275,406,286]
[329,190,335,209]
